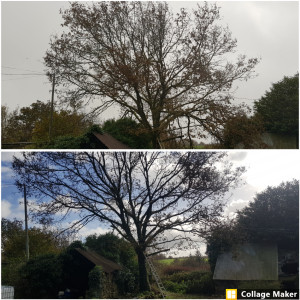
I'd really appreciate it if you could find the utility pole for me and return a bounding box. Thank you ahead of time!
[49,72,55,141]
[24,184,29,261]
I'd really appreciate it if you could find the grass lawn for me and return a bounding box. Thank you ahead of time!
[158,258,186,265]
[158,257,209,265]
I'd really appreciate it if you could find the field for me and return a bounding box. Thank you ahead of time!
[158,258,185,265]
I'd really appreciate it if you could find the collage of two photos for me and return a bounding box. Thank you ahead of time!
[1,1,299,300]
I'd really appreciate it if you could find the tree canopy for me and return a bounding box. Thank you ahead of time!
[254,73,299,136]
[44,1,259,148]
[236,179,299,249]
[1,100,94,147]
[218,113,265,149]
[1,218,69,263]
[206,180,299,272]
[13,151,244,291]
[1,101,50,144]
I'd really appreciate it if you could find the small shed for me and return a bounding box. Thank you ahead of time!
[213,243,278,281]
[75,248,122,273]
[93,132,131,149]
[62,248,122,298]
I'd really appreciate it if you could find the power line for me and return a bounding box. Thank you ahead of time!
[1,66,43,73]
[2,73,46,76]
[234,97,259,101]
[2,76,45,81]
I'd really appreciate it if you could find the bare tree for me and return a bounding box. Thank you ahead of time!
[13,151,244,291]
[44,2,259,148]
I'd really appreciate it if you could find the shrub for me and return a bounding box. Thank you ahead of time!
[163,271,215,295]
[220,114,265,149]
[137,290,158,299]
[116,269,138,295]
[281,275,299,289]
[163,280,187,293]
[238,280,281,290]
[164,271,205,283]
[86,266,103,299]
[185,272,215,294]
[162,265,196,275]
[15,254,62,299]
[45,125,103,149]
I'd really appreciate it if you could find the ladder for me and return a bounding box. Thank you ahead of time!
[144,253,167,298]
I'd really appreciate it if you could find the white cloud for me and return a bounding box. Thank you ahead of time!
[223,198,250,219]
[1,199,24,219]
[245,151,299,192]
[79,225,111,239]
[228,151,248,162]
[1,200,12,218]
[1,152,23,162]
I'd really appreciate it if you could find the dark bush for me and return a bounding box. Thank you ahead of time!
[163,271,215,295]
[86,266,103,298]
[163,280,187,293]
[116,268,138,295]
[37,125,103,149]
[185,273,215,294]
[15,254,62,299]
[164,271,205,282]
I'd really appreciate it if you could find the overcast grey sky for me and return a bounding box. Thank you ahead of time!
[1,1,299,117]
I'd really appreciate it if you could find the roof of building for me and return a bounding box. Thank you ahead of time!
[75,248,122,273]
[93,132,131,149]
[213,243,278,280]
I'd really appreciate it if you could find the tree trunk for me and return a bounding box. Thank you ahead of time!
[136,249,150,292]
[151,130,161,149]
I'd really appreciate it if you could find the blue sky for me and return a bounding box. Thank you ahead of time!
[1,150,299,256]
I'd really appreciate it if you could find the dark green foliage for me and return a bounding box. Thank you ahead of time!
[116,269,138,295]
[37,125,103,149]
[1,218,70,288]
[185,272,215,294]
[137,290,158,299]
[102,118,152,149]
[206,221,243,273]
[85,233,137,269]
[164,280,187,293]
[67,240,85,250]
[1,218,23,261]
[15,254,62,299]
[281,275,299,290]
[163,271,215,295]
[237,280,281,290]
[2,224,66,262]
[85,233,120,262]
[85,233,139,295]
[86,266,103,299]
[254,73,299,135]
[1,261,24,288]
[206,180,299,273]
[236,180,299,249]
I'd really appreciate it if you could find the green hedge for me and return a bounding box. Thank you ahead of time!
[163,271,215,295]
